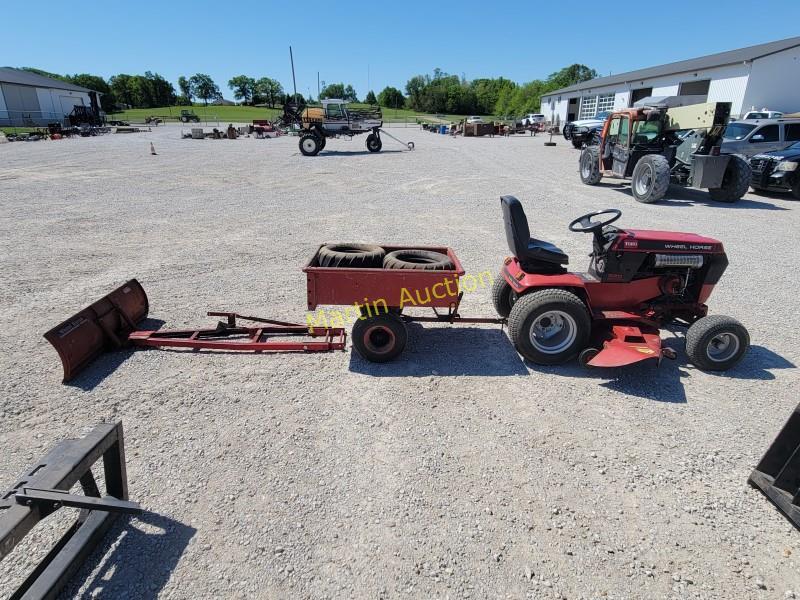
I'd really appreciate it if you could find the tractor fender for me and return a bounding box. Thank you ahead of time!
[501,261,592,311]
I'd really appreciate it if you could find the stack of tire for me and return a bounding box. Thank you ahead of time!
[317,243,455,363]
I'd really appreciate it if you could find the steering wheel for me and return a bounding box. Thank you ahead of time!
[568,209,622,234]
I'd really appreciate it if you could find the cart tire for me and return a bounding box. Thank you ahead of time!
[491,274,514,318]
[383,249,454,271]
[708,155,750,203]
[631,154,670,203]
[318,243,385,268]
[299,134,322,156]
[352,312,407,362]
[685,315,749,371]
[508,289,591,365]
[579,147,602,185]
[366,133,382,152]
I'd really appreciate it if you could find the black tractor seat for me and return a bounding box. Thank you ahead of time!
[501,196,568,274]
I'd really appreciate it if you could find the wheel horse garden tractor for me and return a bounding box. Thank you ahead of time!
[279,99,413,156]
[493,196,749,370]
[579,97,751,204]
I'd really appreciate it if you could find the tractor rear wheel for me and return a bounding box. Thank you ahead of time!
[352,312,407,362]
[631,154,670,203]
[686,315,749,371]
[366,133,382,153]
[299,134,322,156]
[491,275,515,318]
[708,155,750,202]
[508,289,591,365]
[579,147,602,185]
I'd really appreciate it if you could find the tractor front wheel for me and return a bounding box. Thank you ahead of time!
[508,289,591,365]
[685,315,749,371]
[631,154,670,203]
[366,133,382,153]
[708,155,750,202]
[579,147,602,185]
[299,134,322,156]
[491,275,515,318]
[352,312,407,362]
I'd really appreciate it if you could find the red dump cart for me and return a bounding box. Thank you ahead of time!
[303,245,504,362]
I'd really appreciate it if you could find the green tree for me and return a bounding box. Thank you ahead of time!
[189,73,221,106]
[319,82,347,100]
[343,84,358,102]
[228,75,256,104]
[377,86,405,108]
[178,76,193,102]
[546,64,598,90]
[365,90,377,104]
[255,77,283,108]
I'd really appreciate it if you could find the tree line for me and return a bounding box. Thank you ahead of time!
[21,63,597,116]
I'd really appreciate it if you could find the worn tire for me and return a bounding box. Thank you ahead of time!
[299,134,321,156]
[508,289,591,365]
[686,315,749,371]
[366,134,382,152]
[383,249,454,271]
[631,154,670,203]
[579,146,602,185]
[352,312,407,362]
[708,155,750,202]
[318,243,385,268]
[491,274,515,318]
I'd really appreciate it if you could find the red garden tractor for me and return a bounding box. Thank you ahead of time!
[493,196,749,369]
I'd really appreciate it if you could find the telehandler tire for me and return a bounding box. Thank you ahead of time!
[579,147,602,185]
[631,154,670,203]
[708,155,750,202]
[366,133,382,153]
[299,134,322,156]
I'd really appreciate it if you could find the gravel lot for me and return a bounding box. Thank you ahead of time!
[1,125,798,600]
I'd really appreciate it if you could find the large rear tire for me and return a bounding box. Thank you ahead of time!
[491,275,514,318]
[508,289,591,365]
[631,154,670,203]
[708,155,750,202]
[352,312,407,362]
[685,315,749,371]
[299,134,322,156]
[579,147,602,185]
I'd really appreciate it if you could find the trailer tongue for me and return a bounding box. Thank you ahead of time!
[44,279,346,382]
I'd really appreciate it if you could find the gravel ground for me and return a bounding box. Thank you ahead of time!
[0,125,798,600]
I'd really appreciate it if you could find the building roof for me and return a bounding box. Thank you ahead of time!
[544,36,800,97]
[0,67,94,92]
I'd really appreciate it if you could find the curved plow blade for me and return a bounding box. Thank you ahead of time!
[43,279,148,382]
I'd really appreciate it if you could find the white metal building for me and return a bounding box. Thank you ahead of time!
[0,68,97,126]
[540,36,800,125]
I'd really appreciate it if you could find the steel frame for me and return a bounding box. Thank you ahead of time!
[0,422,141,599]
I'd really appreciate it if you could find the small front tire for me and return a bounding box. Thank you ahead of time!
[366,134,382,152]
[491,275,515,318]
[685,315,749,371]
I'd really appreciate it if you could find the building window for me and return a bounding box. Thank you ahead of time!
[630,87,653,106]
[678,79,710,98]
[579,95,598,119]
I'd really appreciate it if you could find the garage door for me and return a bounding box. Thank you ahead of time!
[0,83,41,124]
[59,95,83,117]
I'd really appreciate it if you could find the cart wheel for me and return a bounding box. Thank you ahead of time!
[578,347,599,368]
[407,141,415,150]
[366,133,382,153]
[685,315,749,371]
[352,312,407,362]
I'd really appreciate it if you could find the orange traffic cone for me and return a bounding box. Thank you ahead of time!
[150,142,157,155]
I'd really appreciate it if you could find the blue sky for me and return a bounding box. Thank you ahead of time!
[3,0,800,99]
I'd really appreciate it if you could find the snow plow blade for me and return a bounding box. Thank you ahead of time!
[43,279,148,382]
